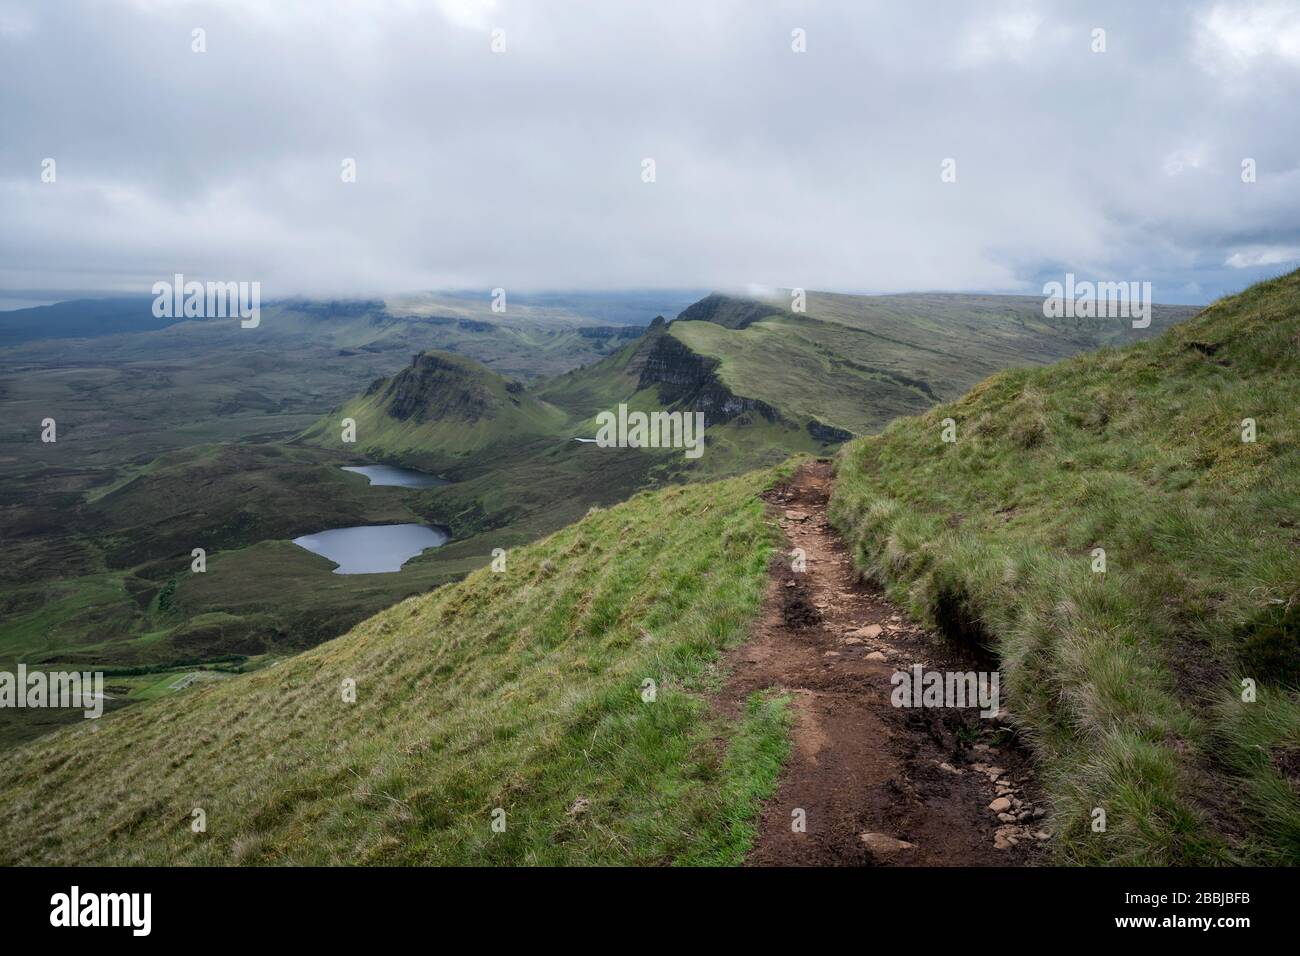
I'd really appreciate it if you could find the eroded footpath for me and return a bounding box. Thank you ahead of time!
[719,461,1048,866]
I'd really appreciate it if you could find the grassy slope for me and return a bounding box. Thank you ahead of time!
[829,271,1300,864]
[670,317,936,435]
[299,351,569,471]
[420,329,828,547]
[792,291,1200,367]
[670,295,1199,439]
[0,468,791,865]
[530,333,646,420]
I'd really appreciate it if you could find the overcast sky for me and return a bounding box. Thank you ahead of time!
[2,0,1298,303]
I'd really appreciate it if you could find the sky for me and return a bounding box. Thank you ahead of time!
[1,0,1298,304]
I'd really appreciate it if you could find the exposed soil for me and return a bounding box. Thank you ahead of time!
[719,461,1047,866]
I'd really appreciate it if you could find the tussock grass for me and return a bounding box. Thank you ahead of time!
[830,270,1300,864]
[0,470,788,865]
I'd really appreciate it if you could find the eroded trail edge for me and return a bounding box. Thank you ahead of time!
[721,461,1047,866]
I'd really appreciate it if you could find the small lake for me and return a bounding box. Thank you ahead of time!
[292,524,449,574]
[341,464,448,488]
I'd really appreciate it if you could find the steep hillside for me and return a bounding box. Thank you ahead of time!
[666,291,1200,437]
[536,315,845,447]
[300,351,568,470]
[0,469,790,865]
[829,270,1300,864]
[410,318,830,552]
[791,291,1199,364]
[670,316,923,437]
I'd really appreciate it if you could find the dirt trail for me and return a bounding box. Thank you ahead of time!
[721,461,1046,866]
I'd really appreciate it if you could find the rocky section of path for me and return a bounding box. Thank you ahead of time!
[720,461,1047,866]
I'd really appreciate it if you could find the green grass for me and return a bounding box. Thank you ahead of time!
[0,443,457,670]
[828,270,1300,865]
[671,317,936,435]
[0,468,788,865]
[669,293,1199,438]
[300,351,570,471]
[0,300,642,665]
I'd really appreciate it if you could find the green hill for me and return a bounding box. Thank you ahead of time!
[300,350,569,470]
[0,468,791,865]
[829,270,1300,864]
[667,291,1200,438]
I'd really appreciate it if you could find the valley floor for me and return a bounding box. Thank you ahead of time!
[729,462,1047,865]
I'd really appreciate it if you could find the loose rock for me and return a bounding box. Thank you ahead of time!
[860,832,916,858]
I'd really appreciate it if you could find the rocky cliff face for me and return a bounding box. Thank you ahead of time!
[627,321,853,443]
[805,418,853,443]
[634,331,779,426]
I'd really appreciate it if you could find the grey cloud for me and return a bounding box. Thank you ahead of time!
[1,0,1298,303]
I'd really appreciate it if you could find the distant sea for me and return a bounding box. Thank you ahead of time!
[0,297,58,312]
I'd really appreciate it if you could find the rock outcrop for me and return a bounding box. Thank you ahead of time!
[634,330,779,426]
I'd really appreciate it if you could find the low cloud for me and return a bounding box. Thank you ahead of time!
[1225,245,1300,268]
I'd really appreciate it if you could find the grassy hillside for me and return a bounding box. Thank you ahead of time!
[790,291,1200,367]
[670,317,936,436]
[829,270,1300,864]
[0,468,791,865]
[671,293,1199,438]
[307,289,1195,472]
[300,351,569,470]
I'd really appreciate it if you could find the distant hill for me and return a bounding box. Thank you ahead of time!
[0,297,174,345]
[299,351,568,469]
[674,293,789,329]
[664,290,1201,437]
[382,289,705,328]
[307,289,1209,542]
